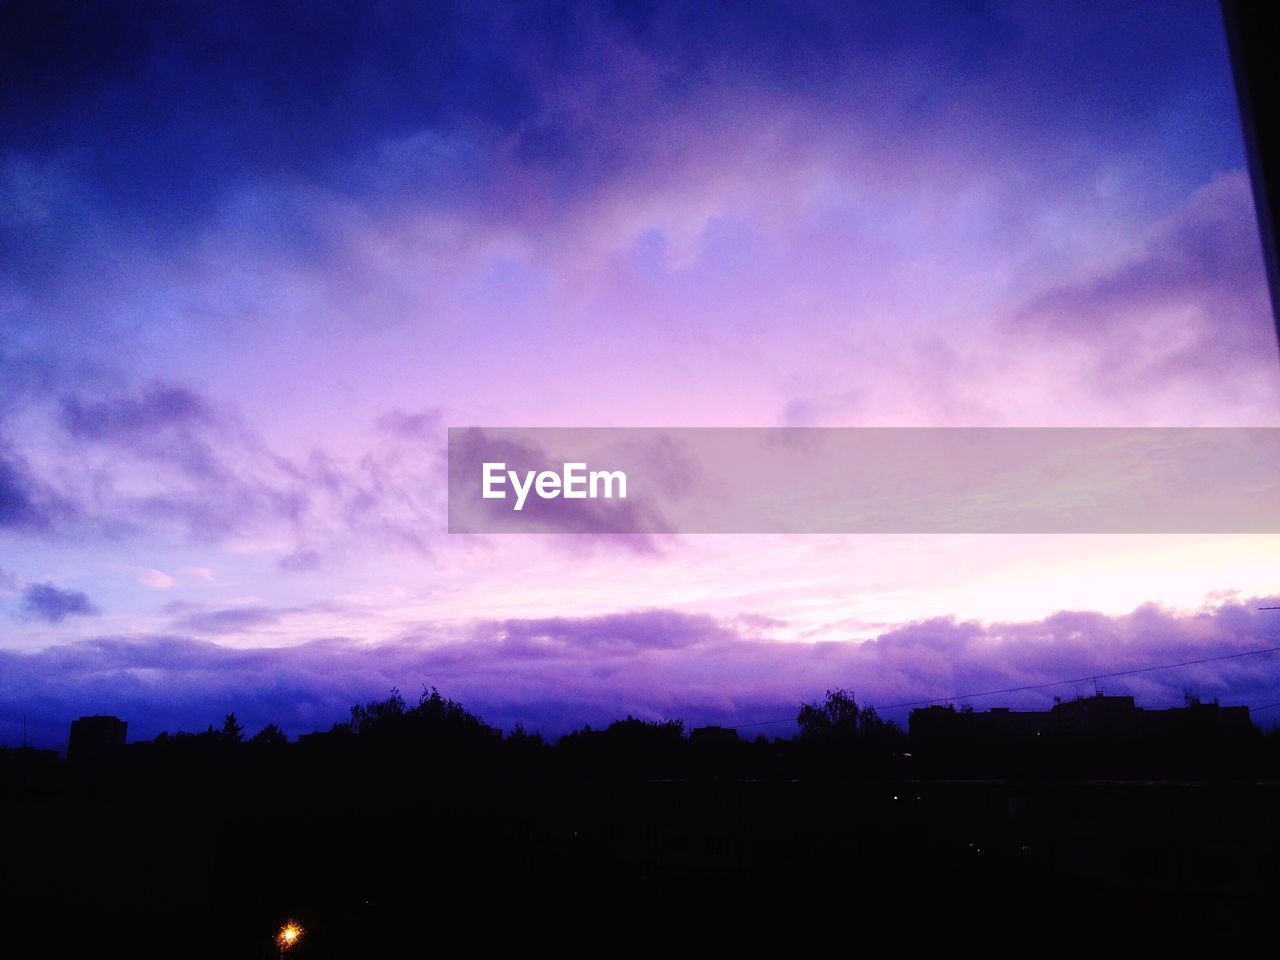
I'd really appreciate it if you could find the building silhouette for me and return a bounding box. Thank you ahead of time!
[67,715,127,761]
[909,693,1253,742]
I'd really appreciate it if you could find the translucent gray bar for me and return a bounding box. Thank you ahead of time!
[447,427,1280,534]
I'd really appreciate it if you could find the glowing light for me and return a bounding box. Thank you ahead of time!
[276,921,303,951]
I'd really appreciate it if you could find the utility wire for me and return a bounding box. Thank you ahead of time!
[727,643,1280,729]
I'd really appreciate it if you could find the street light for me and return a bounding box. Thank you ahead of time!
[276,921,303,957]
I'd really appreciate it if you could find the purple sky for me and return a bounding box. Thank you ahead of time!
[3,0,1279,748]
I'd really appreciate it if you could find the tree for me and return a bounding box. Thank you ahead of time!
[507,723,544,746]
[796,688,891,740]
[250,723,287,747]
[220,712,245,743]
[348,686,492,746]
[605,715,684,748]
[349,687,407,736]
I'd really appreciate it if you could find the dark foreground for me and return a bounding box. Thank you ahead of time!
[3,759,1277,956]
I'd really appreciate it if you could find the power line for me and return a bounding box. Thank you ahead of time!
[727,644,1280,729]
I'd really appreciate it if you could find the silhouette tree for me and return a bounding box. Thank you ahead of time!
[797,688,891,739]
[346,686,493,748]
[220,713,245,743]
[508,723,542,744]
[415,685,485,730]
[349,687,408,737]
[250,723,287,747]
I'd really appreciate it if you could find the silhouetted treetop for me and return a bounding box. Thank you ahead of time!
[250,723,287,748]
[797,688,895,740]
[558,715,686,753]
[220,713,245,744]
[347,686,493,746]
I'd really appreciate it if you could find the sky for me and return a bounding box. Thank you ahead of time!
[3,0,1280,748]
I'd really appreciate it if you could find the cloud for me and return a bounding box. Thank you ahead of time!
[1013,172,1277,399]
[59,382,234,482]
[1,0,1239,321]
[0,438,68,531]
[377,408,444,442]
[447,427,675,552]
[172,606,282,635]
[277,549,321,572]
[0,449,44,528]
[139,569,175,589]
[0,380,448,558]
[4,594,1280,748]
[490,609,732,657]
[61,384,213,440]
[20,582,98,622]
[165,600,357,636]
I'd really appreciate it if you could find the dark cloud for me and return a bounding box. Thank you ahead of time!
[0,432,74,533]
[4,595,1280,749]
[0,634,352,748]
[20,582,98,622]
[0,1,532,228]
[0,0,1238,267]
[61,384,213,440]
[173,606,281,635]
[59,382,227,480]
[0,447,47,529]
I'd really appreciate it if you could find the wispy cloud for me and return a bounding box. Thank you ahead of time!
[1014,172,1278,403]
[2,381,449,562]
[172,606,282,635]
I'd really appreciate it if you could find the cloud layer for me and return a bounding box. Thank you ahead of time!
[4,595,1279,749]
